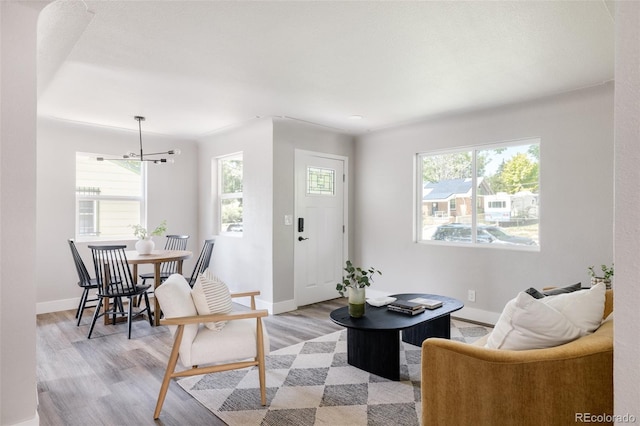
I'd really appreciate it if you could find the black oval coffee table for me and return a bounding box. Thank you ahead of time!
[329,293,463,380]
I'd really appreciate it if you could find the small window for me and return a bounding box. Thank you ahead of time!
[75,152,145,241]
[307,167,335,196]
[417,139,539,249]
[218,153,243,234]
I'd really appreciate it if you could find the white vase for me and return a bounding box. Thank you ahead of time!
[135,237,155,255]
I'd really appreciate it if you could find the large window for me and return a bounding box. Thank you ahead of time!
[75,152,146,241]
[417,139,539,249]
[218,153,243,234]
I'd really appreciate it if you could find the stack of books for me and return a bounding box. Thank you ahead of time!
[387,300,426,316]
[408,297,443,310]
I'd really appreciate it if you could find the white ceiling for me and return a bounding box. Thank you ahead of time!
[37,1,615,138]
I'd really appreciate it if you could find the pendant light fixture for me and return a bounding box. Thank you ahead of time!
[97,116,180,164]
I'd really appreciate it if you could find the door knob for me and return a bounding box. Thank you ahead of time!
[298,236,309,241]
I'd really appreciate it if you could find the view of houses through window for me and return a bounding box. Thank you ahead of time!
[418,139,540,248]
[75,152,145,241]
[218,153,243,234]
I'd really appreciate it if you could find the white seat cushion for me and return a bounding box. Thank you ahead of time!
[187,318,270,367]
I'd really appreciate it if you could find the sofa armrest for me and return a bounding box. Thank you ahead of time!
[421,320,613,426]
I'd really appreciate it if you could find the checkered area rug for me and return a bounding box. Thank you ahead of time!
[177,319,491,426]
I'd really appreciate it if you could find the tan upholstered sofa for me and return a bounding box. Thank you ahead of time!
[421,290,613,426]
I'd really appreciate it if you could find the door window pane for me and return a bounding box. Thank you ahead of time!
[307,167,335,195]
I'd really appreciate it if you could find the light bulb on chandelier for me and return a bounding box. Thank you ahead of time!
[96,116,180,164]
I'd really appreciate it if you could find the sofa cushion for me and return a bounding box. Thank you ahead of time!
[543,282,582,296]
[525,282,582,299]
[485,283,606,350]
[524,287,545,299]
[485,292,582,350]
[539,282,605,334]
[191,269,233,331]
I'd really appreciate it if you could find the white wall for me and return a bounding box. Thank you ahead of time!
[354,83,614,324]
[196,118,354,313]
[614,1,640,418]
[197,119,275,306]
[36,118,198,313]
[272,118,354,307]
[0,2,43,424]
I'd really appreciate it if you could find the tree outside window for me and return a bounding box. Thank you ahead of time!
[219,154,243,234]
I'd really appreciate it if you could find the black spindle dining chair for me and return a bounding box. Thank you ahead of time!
[87,245,153,339]
[68,239,100,326]
[186,239,216,287]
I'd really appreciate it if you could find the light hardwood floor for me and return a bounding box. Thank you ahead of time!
[36,298,347,426]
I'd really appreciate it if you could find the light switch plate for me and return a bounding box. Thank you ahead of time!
[284,215,293,226]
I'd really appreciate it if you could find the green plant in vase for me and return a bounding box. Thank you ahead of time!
[131,220,167,254]
[336,260,382,318]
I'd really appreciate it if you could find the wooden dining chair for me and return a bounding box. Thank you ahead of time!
[185,239,215,287]
[139,234,190,285]
[68,239,100,326]
[87,245,154,339]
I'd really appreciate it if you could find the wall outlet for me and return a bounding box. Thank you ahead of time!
[467,290,476,302]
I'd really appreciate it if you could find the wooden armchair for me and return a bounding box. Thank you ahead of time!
[153,274,269,420]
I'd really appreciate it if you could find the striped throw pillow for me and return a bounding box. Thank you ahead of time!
[191,270,233,331]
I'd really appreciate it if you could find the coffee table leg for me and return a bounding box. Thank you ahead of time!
[347,328,400,380]
[402,313,451,346]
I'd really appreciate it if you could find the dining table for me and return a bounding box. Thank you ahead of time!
[124,249,193,326]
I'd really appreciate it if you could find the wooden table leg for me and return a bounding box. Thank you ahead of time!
[153,262,162,326]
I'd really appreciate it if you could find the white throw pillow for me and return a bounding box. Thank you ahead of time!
[191,269,233,331]
[155,274,200,366]
[485,292,582,350]
[539,282,605,335]
[485,283,606,350]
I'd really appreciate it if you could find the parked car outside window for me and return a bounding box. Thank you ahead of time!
[432,224,537,246]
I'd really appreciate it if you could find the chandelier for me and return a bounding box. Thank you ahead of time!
[97,116,180,164]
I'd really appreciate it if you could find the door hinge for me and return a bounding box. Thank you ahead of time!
[343,225,345,233]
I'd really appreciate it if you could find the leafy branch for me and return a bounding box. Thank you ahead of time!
[131,220,167,239]
[336,260,382,297]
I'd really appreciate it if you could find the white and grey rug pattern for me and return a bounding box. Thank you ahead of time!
[177,319,491,426]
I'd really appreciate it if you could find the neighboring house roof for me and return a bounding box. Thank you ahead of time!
[423,177,485,202]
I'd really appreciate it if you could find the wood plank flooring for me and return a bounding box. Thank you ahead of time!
[36,298,347,426]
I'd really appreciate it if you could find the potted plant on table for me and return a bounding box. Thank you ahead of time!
[131,220,167,255]
[588,263,614,289]
[336,260,382,318]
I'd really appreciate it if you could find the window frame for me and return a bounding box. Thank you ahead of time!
[217,152,244,236]
[415,138,540,251]
[75,152,147,242]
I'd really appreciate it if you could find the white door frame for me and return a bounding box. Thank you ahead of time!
[293,149,349,307]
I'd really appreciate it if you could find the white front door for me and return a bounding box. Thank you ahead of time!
[294,150,347,306]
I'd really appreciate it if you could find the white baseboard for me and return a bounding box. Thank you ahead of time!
[36,295,499,325]
[9,411,39,426]
[454,306,499,326]
[36,297,79,315]
[253,298,297,315]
